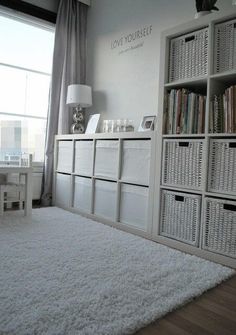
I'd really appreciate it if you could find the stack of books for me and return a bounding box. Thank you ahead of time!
[209,85,236,133]
[164,89,206,134]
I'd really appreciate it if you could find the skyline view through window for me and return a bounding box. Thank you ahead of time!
[0,13,54,162]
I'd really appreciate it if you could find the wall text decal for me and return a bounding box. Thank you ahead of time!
[110,25,152,54]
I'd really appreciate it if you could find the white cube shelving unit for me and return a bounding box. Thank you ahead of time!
[154,9,236,268]
[54,132,155,236]
[53,10,236,268]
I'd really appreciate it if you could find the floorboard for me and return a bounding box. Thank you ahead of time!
[135,275,236,335]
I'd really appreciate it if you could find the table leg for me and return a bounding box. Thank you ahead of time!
[24,171,33,217]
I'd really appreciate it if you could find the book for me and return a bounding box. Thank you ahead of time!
[165,89,206,134]
[210,85,236,134]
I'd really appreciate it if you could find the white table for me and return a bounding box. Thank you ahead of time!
[0,166,33,216]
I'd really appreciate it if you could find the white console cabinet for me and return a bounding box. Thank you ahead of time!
[54,132,155,236]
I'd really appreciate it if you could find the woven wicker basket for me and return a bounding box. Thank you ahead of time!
[203,198,236,258]
[169,27,208,82]
[208,139,236,195]
[160,190,201,246]
[214,19,236,73]
[162,139,204,190]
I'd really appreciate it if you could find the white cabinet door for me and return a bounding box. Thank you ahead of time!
[94,180,117,220]
[120,184,149,230]
[121,140,150,185]
[94,140,118,179]
[55,173,71,208]
[57,141,73,173]
[74,141,93,176]
[73,176,92,213]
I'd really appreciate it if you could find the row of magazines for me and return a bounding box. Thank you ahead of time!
[164,85,236,134]
[164,89,206,134]
[209,85,236,133]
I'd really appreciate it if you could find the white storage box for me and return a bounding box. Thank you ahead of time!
[208,139,236,195]
[55,173,71,208]
[73,176,92,213]
[121,140,150,185]
[94,180,117,220]
[214,19,236,73]
[120,184,149,230]
[203,198,236,258]
[162,139,204,190]
[57,140,73,173]
[169,27,208,82]
[160,190,201,246]
[94,140,118,179]
[74,140,94,176]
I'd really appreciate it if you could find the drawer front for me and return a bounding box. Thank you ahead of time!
[94,180,117,220]
[57,141,73,173]
[94,140,119,179]
[121,140,150,185]
[120,184,149,230]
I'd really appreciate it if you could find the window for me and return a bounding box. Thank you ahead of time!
[0,11,54,162]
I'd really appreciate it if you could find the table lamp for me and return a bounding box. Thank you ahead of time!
[66,84,92,134]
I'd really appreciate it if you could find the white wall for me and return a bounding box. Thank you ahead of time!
[87,0,234,130]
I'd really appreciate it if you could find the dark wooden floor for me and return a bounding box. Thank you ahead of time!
[135,275,236,335]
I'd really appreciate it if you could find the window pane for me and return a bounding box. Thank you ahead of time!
[0,65,50,118]
[0,15,54,73]
[0,115,46,162]
[25,72,50,118]
[0,13,54,162]
[0,65,26,115]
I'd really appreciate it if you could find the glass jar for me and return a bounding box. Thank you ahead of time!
[103,120,108,133]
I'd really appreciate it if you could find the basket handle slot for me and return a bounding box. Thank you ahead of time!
[223,204,236,211]
[234,23,236,28]
[175,195,184,202]
[229,143,236,148]
[179,142,189,147]
[185,35,195,42]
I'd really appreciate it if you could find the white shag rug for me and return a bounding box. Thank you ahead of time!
[0,208,234,335]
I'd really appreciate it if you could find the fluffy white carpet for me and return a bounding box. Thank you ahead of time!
[0,208,234,335]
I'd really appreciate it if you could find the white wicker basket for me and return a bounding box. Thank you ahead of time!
[169,27,208,82]
[203,198,236,258]
[208,139,236,195]
[160,190,201,246]
[162,139,204,190]
[214,19,236,73]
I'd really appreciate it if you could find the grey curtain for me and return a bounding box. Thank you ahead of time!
[41,0,87,205]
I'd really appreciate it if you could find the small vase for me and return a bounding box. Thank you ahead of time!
[194,11,211,19]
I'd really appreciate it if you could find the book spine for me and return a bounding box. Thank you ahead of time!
[209,100,213,133]
[234,85,236,133]
[176,89,182,134]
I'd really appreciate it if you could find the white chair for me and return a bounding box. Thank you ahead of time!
[0,154,33,216]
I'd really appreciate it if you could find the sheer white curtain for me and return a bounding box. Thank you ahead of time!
[42,0,87,205]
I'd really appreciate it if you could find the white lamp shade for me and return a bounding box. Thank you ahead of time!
[66,84,92,107]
